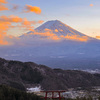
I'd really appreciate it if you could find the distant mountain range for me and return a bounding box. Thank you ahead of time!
[0,20,100,69]
[1,57,100,91]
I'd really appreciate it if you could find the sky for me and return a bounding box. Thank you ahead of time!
[0,0,100,45]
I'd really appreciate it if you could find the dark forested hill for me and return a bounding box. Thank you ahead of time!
[0,57,100,91]
[0,85,42,100]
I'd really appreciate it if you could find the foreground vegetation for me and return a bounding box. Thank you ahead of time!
[0,85,43,100]
[1,85,100,100]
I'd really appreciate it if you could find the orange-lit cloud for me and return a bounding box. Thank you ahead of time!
[55,29,58,32]
[38,20,44,24]
[96,36,100,39]
[60,35,88,42]
[22,18,31,26]
[0,35,9,45]
[22,18,43,26]
[25,5,41,14]
[90,4,93,7]
[0,4,8,11]
[29,29,60,41]
[0,15,44,45]
[0,15,43,27]
[0,0,8,11]
[45,28,51,31]
[20,18,43,32]
[0,0,7,3]
[28,29,88,42]
[0,15,23,23]
[0,21,11,45]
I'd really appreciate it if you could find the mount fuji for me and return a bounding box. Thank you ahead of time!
[0,20,100,70]
[35,20,86,36]
[35,20,89,36]
[20,20,95,43]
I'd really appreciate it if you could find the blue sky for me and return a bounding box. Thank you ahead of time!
[1,0,100,37]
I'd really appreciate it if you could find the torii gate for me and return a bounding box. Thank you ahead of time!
[41,90,66,100]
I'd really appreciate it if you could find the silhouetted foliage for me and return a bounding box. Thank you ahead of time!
[0,85,43,100]
[8,81,26,91]
[20,67,43,83]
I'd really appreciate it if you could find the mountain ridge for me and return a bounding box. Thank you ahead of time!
[35,20,89,36]
[1,57,100,91]
[20,20,96,42]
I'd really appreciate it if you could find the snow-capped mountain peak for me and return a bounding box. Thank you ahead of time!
[20,20,96,42]
[35,20,87,37]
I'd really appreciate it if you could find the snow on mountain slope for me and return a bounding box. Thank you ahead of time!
[35,20,87,36]
[20,20,95,42]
